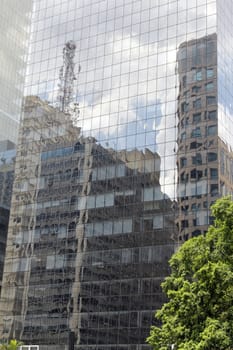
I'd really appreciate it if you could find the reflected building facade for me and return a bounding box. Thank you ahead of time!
[176,33,218,240]
[1,0,233,349]
[0,96,174,349]
[176,30,233,241]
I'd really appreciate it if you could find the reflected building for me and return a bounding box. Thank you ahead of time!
[176,33,233,241]
[176,34,218,240]
[0,96,175,349]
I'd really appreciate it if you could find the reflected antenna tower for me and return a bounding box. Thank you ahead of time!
[57,40,81,119]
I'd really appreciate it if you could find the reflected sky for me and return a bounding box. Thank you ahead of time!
[217,0,233,148]
[25,0,217,198]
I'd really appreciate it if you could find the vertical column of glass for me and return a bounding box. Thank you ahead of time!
[0,1,220,350]
[217,0,233,198]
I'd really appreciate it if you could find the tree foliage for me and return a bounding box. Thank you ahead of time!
[147,197,233,350]
[0,340,24,350]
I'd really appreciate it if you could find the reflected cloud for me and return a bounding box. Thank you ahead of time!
[25,0,217,199]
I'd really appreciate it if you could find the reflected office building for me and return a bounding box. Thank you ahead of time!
[176,32,233,241]
[176,33,218,240]
[0,96,174,348]
[2,1,233,349]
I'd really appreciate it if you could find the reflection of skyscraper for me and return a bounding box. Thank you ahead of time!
[176,34,218,240]
[0,96,175,347]
[176,33,233,241]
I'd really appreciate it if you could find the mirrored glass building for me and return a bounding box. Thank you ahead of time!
[1,1,233,349]
[0,0,32,294]
[0,0,32,144]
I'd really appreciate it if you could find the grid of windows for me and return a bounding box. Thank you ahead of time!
[0,0,32,144]
[2,1,233,350]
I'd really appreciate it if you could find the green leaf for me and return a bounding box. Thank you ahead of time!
[147,197,233,350]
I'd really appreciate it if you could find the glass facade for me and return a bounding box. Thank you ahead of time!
[0,0,32,144]
[1,0,233,349]
[0,0,32,308]
[0,146,15,293]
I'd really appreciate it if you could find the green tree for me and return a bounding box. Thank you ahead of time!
[0,340,24,350]
[147,197,233,350]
